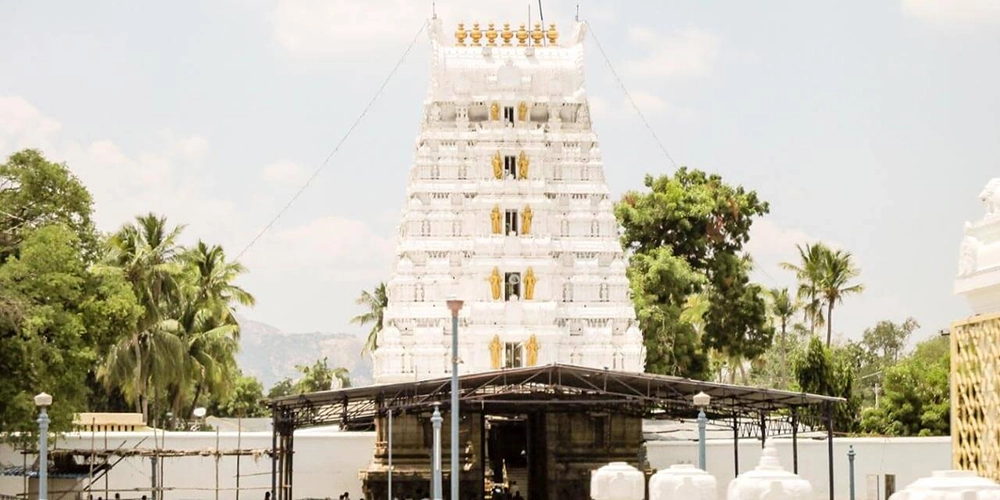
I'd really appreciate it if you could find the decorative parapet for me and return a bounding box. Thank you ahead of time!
[649,464,716,500]
[952,313,1000,479]
[889,470,1000,500]
[726,444,812,500]
[591,462,645,500]
[955,178,1000,314]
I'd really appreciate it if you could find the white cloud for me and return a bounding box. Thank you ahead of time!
[745,219,830,287]
[902,0,1000,24]
[261,160,309,186]
[622,27,721,79]
[588,92,695,123]
[0,96,61,153]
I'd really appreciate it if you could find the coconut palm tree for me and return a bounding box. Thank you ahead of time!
[819,249,864,346]
[99,213,186,421]
[769,287,798,386]
[352,282,388,355]
[184,241,255,324]
[781,243,828,336]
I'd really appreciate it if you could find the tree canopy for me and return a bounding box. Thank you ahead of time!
[615,168,772,380]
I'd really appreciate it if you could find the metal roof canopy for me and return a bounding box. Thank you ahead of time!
[266,363,842,431]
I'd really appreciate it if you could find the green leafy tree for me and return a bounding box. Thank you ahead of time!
[211,373,268,418]
[0,149,97,261]
[769,287,798,387]
[352,282,388,355]
[860,336,949,436]
[818,249,864,346]
[267,379,295,399]
[616,168,772,379]
[794,336,861,432]
[267,358,352,398]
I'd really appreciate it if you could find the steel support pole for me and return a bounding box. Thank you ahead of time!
[432,405,443,500]
[37,407,49,500]
[827,402,835,500]
[697,408,707,470]
[733,415,739,477]
[450,310,460,500]
[270,410,277,500]
[791,410,799,474]
[848,445,856,500]
[388,409,393,500]
[446,299,463,500]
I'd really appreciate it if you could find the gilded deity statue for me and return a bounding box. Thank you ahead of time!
[489,267,502,300]
[518,101,529,122]
[489,334,502,369]
[490,101,500,121]
[525,334,539,366]
[492,151,502,179]
[490,205,502,235]
[524,267,536,300]
[522,205,533,235]
[518,151,529,179]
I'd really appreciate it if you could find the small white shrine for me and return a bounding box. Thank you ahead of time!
[372,20,645,382]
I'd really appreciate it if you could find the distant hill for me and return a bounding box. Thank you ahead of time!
[236,317,374,389]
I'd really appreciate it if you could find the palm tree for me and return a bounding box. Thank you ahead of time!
[769,287,798,387]
[99,213,186,421]
[781,243,828,336]
[819,249,864,346]
[352,283,388,354]
[184,241,255,324]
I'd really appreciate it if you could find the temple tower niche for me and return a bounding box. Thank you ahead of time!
[372,19,644,383]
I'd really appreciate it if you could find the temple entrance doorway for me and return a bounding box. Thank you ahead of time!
[485,414,544,500]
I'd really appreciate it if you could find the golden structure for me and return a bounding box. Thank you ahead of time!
[525,334,539,366]
[485,23,497,46]
[489,267,502,300]
[522,205,533,235]
[952,313,1000,480]
[490,101,500,121]
[524,267,536,300]
[501,23,513,45]
[489,334,502,369]
[516,24,529,46]
[455,23,468,46]
[531,24,544,45]
[546,23,559,44]
[518,101,529,121]
[518,151,529,179]
[470,22,483,46]
[490,205,502,234]
[492,150,502,179]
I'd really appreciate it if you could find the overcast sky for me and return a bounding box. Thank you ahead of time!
[2,0,998,346]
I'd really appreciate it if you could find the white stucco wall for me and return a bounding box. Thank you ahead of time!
[2,430,951,500]
[647,436,952,500]
[0,429,375,500]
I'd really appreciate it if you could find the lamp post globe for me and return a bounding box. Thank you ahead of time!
[35,393,52,500]
[693,392,710,471]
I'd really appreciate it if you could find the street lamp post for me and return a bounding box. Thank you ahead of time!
[34,393,52,500]
[693,391,710,471]
[431,404,443,500]
[446,298,464,500]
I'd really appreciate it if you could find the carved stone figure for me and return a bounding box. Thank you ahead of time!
[518,151,529,179]
[491,205,502,234]
[522,205,533,235]
[489,334,502,369]
[518,101,529,121]
[524,267,536,300]
[492,151,502,179]
[959,235,981,276]
[489,267,502,300]
[980,178,1000,218]
[490,101,500,121]
[525,334,539,366]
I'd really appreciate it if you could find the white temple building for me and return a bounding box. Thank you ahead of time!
[372,19,645,383]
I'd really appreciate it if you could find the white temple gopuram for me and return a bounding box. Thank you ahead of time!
[372,19,645,383]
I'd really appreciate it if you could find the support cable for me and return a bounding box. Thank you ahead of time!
[585,21,678,170]
[236,20,428,260]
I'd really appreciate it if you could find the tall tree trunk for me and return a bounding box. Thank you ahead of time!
[780,317,787,388]
[826,301,834,347]
[188,381,204,424]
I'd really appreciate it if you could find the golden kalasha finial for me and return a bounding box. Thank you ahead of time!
[531,23,544,45]
[455,22,468,46]
[501,23,514,45]
[516,24,529,46]
[546,23,559,44]
[485,23,498,46]
[470,22,483,46]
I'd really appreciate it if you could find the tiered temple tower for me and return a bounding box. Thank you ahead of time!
[372,19,644,383]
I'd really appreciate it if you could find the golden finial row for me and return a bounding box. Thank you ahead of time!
[454,22,558,47]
